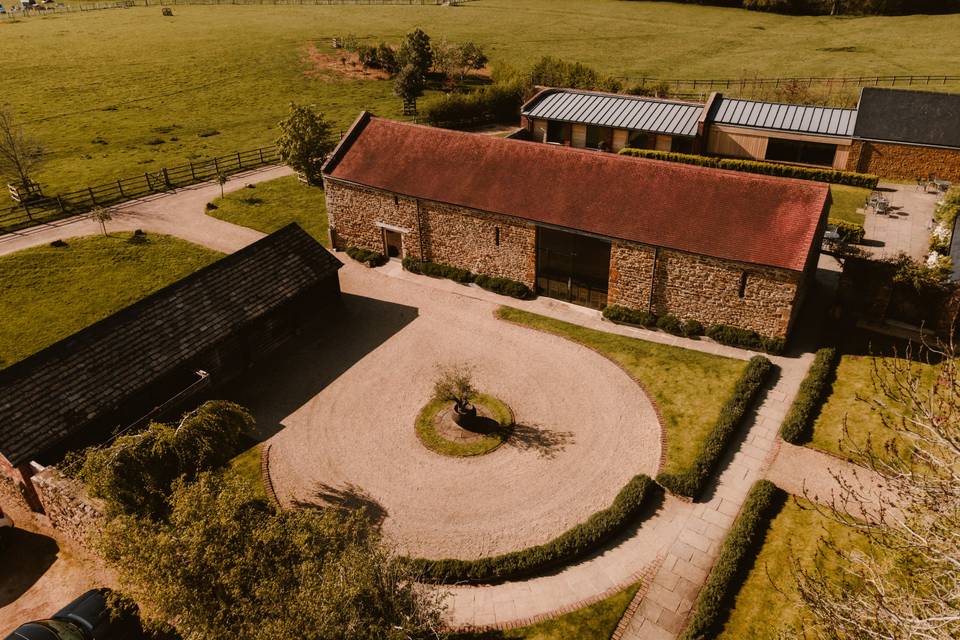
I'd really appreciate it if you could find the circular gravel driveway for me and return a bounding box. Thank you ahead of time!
[256,264,662,560]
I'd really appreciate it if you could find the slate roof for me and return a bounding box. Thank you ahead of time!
[854,87,960,149]
[522,88,703,137]
[710,97,857,138]
[0,224,342,467]
[325,113,829,273]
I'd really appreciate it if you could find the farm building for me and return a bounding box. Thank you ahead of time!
[519,86,960,179]
[848,87,960,181]
[0,224,342,512]
[520,88,704,153]
[323,113,830,340]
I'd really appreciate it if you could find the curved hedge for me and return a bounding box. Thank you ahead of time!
[657,356,774,498]
[705,324,785,355]
[619,148,879,189]
[779,347,838,444]
[406,474,657,584]
[679,480,787,640]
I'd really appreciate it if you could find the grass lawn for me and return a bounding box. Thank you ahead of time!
[414,394,513,457]
[717,497,880,638]
[0,233,221,368]
[496,307,746,479]
[808,354,937,462]
[206,175,329,244]
[827,184,869,225]
[4,2,960,191]
[457,581,641,640]
[226,443,267,501]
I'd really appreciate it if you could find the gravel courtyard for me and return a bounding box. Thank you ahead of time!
[239,262,663,560]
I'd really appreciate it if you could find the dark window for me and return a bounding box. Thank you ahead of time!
[546,120,569,144]
[628,130,655,150]
[671,137,695,154]
[764,138,837,167]
[586,125,611,150]
[495,227,500,246]
[536,227,611,310]
[738,271,748,298]
[393,195,399,206]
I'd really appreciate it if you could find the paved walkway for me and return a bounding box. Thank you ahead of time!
[0,165,291,257]
[862,182,940,260]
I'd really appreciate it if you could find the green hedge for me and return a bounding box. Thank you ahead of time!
[619,148,879,189]
[829,219,866,244]
[706,324,785,355]
[679,480,787,640]
[602,304,657,327]
[421,82,525,128]
[406,474,656,583]
[345,246,387,267]
[402,257,533,298]
[657,356,774,498]
[656,314,683,335]
[779,348,838,444]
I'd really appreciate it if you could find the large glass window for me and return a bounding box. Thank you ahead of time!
[628,130,655,150]
[586,125,612,150]
[546,120,569,144]
[536,227,611,309]
[671,136,695,154]
[765,138,837,167]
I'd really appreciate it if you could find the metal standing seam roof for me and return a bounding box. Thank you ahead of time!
[711,97,857,137]
[522,90,703,137]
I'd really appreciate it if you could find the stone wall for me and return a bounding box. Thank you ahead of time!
[31,467,104,551]
[421,201,536,287]
[847,140,960,182]
[324,180,423,259]
[651,251,801,338]
[608,241,656,310]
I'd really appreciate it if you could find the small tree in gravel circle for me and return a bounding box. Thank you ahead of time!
[433,363,477,425]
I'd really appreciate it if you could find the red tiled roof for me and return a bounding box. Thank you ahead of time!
[324,114,829,271]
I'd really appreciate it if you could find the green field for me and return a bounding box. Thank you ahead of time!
[207,176,329,244]
[0,233,221,368]
[3,1,959,193]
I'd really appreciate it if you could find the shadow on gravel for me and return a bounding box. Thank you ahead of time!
[292,482,389,530]
[0,528,59,607]
[506,423,575,459]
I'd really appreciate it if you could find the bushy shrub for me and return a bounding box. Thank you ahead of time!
[657,356,774,498]
[602,304,657,327]
[706,324,785,355]
[402,257,474,283]
[682,319,705,337]
[619,148,879,189]
[679,480,787,640]
[345,246,387,267]
[656,314,683,335]
[75,401,254,518]
[780,348,838,444]
[407,475,656,583]
[528,56,623,93]
[421,81,525,128]
[474,274,533,300]
[829,219,866,244]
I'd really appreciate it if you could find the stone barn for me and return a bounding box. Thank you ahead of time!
[0,224,342,512]
[323,113,830,340]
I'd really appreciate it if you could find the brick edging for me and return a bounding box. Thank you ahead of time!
[610,552,667,640]
[260,443,281,510]
[496,310,670,474]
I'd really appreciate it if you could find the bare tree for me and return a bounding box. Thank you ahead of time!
[791,337,960,639]
[0,105,46,189]
[90,206,112,236]
[217,172,227,198]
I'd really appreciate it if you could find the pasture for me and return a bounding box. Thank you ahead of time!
[2,1,959,193]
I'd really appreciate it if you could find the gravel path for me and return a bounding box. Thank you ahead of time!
[256,264,663,559]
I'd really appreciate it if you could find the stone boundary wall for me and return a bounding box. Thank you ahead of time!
[31,467,104,551]
[847,140,960,182]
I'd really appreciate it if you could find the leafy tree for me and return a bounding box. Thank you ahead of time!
[433,40,489,85]
[74,401,253,518]
[394,64,426,103]
[0,105,46,190]
[89,206,112,236]
[216,172,227,198]
[791,344,960,639]
[275,103,336,186]
[397,28,433,76]
[375,42,399,74]
[433,363,476,412]
[98,472,447,640]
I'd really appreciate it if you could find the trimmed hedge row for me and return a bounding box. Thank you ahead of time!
[406,474,656,583]
[345,246,387,267]
[657,356,775,498]
[829,219,866,244]
[779,347,838,444]
[602,305,704,337]
[679,480,787,640]
[706,324,785,355]
[421,82,525,128]
[619,148,879,189]
[401,257,533,299]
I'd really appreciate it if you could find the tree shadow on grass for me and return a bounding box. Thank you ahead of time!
[292,482,388,529]
[506,423,574,459]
